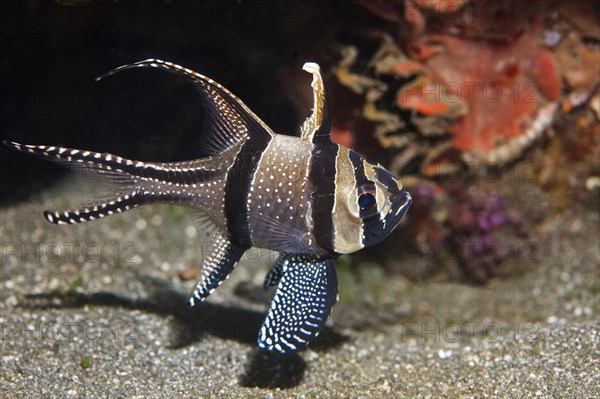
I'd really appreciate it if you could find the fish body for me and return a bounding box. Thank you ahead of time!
[4,59,411,354]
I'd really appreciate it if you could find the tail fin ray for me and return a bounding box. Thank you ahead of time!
[4,141,144,177]
[42,191,146,225]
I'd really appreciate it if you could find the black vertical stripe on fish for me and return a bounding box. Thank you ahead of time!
[311,85,332,146]
[348,149,368,184]
[309,143,339,257]
[224,137,271,247]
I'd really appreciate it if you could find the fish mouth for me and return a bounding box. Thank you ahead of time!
[389,190,412,231]
[361,189,412,247]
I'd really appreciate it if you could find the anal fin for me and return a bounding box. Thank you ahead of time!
[188,234,247,306]
[258,255,338,354]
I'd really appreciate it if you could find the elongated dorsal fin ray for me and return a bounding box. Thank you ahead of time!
[300,62,332,144]
[96,59,274,157]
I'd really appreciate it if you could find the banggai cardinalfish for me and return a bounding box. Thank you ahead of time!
[4,59,411,354]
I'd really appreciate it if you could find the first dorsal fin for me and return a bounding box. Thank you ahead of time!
[96,59,274,157]
[300,62,332,145]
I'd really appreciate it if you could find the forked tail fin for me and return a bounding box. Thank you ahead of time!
[4,141,152,224]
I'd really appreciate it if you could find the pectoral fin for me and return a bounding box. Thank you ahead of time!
[258,255,338,353]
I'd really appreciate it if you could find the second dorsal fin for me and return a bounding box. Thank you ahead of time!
[97,59,275,157]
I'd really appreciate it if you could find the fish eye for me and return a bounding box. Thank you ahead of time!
[358,191,376,211]
[356,185,378,218]
[346,183,387,220]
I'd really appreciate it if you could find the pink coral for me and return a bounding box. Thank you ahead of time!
[361,0,562,155]
[413,21,561,152]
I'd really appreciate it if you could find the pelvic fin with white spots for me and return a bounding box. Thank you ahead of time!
[258,253,338,354]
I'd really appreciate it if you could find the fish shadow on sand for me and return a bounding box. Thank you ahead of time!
[21,274,347,389]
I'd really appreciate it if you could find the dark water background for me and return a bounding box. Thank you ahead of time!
[0,0,367,204]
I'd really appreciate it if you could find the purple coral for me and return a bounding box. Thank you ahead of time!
[444,183,523,283]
